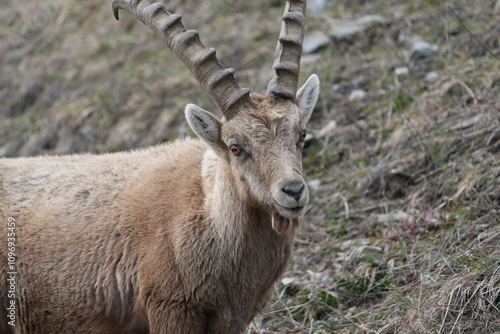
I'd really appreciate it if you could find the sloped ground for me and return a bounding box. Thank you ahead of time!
[1,0,499,333]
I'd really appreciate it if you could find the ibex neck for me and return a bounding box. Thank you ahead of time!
[198,149,295,331]
[201,150,271,239]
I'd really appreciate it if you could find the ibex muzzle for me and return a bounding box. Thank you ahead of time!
[0,0,320,333]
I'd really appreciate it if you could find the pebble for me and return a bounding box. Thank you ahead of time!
[329,15,389,40]
[281,277,295,286]
[348,89,367,101]
[303,32,330,54]
[394,67,409,76]
[316,120,337,137]
[301,54,322,66]
[475,224,489,231]
[408,41,439,60]
[424,71,439,82]
[310,0,333,12]
[377,211,413,223]
[308,179,322,190]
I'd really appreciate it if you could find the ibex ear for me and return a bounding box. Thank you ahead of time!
[296,74,320,127]
[185,104,223,154]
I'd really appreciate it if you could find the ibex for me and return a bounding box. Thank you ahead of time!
[0,0,320,333]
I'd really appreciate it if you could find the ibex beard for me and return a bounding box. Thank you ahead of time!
[0,0,320,333]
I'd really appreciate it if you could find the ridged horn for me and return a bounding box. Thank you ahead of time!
[265,0,306,103]
[112,0,253,119]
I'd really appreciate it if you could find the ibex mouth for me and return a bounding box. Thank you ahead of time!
[275,202,305,218]
[290,206,304,212]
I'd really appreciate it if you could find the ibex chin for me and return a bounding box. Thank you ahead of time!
[0,0,320,333]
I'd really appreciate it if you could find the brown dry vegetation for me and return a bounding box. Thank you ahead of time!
[1,0,499,333]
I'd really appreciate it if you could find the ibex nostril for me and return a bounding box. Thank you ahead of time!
[282,184,305,201]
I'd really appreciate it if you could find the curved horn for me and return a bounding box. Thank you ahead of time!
[112,0,253,119]
[266,0,306,103]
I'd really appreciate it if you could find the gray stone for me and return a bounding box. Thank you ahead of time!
[377,211,413,223]
[308,179,321,190]
[408,41,439,60]
[475,224,490,231]
[424,71,439,82]
[310,0,328,12]
[303,32,330,54]
[316,120,337,137]
[348,89,367,101]
[394,67,409,76]
[327,15,389,40]
[309,0,337,12]
[301,54,322,66]
[280,277,295,286]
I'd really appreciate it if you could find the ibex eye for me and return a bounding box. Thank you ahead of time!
[300,130,307,141]
[230,145,242,156]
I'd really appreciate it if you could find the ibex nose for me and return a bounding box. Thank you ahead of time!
[282,183,305,202]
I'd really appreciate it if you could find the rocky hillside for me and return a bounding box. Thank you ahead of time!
[1,0,499,332]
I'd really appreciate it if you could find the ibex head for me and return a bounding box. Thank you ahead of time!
[113,0,320,233]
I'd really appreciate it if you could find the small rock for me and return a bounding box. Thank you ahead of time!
[392,11,404,21]
[348,89,367,101]
[310,0,333,12]
[316,120,337,137]
[352,75,366,87]
[326,15,389,40]
[79,124,93,136]
[307,270,330,282]
[281,277,295,286]
[301,54,322,66]
[408,41,439,60]
[424,71,439,82]
[377,211,413,223]
[495,0,500,14]
[475,224,490,231]
[356,119,369,131]
[377,89,387,96]
[308,179,321,190]
[303,32,330,54]
[394,67,409,76]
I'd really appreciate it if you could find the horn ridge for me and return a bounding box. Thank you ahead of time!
[112,0,253,119]
[266,0,307,104]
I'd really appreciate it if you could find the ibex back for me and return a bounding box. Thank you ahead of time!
[0,0,320,333]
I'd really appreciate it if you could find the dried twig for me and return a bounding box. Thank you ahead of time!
[448,6,499,60]
[330,201,401,219]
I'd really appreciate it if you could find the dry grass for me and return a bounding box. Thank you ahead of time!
[1,0,499,332]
